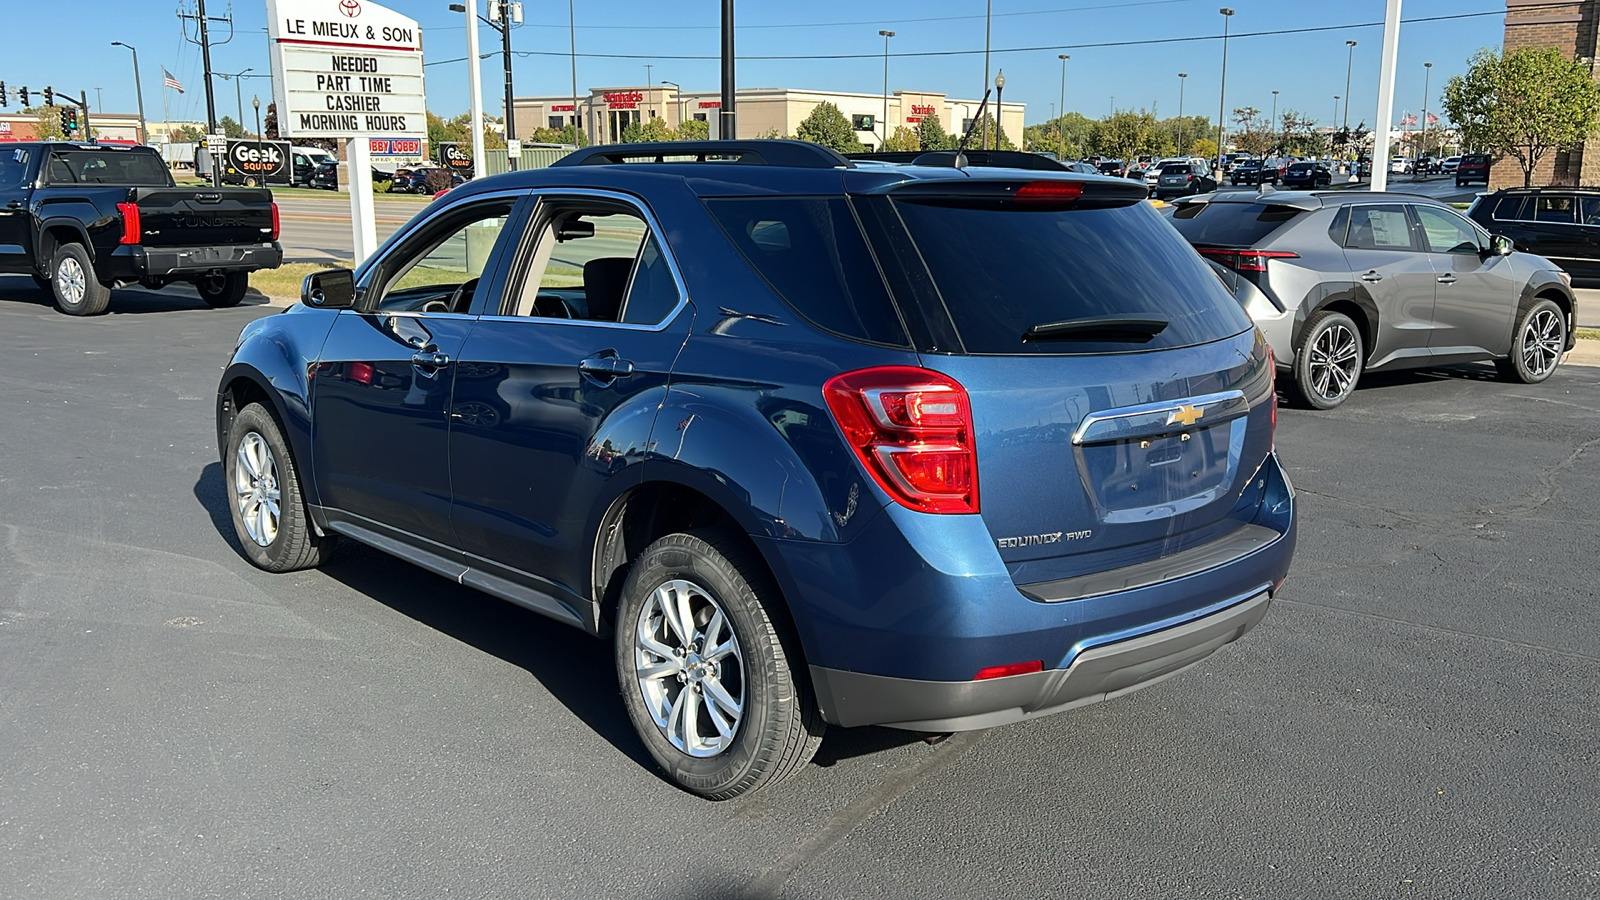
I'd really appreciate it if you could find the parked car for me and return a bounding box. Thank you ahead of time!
[1230,158,1272,186]
[1143,157,1188,194]
[0,142,281,315]
[1466,186,1600,283]
[1389,157,1413,175]
[1456,153,1492,187]
[1153,160,1218,199]
[291,147,339,190]
[1441,156,1462,174]
[217,139,1296,799]
[1281,161,1333,189]
[1167,191,1577,409]
[1094,158,1125,177]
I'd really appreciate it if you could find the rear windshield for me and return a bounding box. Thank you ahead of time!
[1289,163,1315,172]
[890,198,1251,354]
[706,197,909,347]
[45,150,171,186]
[1463,155,1491,165]
[1158,162,1190,174]
[1167,201,1305,248]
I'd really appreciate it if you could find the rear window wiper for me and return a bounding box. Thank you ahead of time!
[1022,316,1169,343]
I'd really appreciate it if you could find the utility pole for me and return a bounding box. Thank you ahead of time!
[982,0,992,150]
[1058,55,1070,160]
[178,0,234,186]
[720,0,735,139]
[1217,7,1234,172]
[569,0,581,144]
[501,1,517,169]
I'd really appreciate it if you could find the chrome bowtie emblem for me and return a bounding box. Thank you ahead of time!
[1167,404,1205,427]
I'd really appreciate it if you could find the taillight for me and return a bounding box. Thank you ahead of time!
[1196,248,1299,272]
[974,660,1043,680]
[823,366,979,515]
[1013,180,1083,204]
[270,201,280,241]
[116,202,141,245]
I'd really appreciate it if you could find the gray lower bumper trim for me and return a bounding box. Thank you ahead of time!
[810,590,1271,731]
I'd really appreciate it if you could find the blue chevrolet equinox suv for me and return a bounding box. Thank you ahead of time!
[216,141,1297,798]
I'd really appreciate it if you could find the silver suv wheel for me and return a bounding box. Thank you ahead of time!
[634,578,746,758]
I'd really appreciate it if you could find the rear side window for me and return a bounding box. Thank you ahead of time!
[1345,205,1417,251]
[1168,201,1306,247]
[1581,197,1600,226]
[1492,195,1528,221]
[891,198,1251,354]
[706,197,908,346]
[1535,195,1575,223]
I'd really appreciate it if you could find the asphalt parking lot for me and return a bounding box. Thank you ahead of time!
[1,280,1597,899]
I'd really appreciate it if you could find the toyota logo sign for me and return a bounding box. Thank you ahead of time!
[338,0,361,17]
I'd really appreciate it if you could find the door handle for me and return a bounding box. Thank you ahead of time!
[1361,271,1383,282]
[5,200,20,210]
[411,350,451,368]
[579,354,634,380]
[1436,274,1457,285]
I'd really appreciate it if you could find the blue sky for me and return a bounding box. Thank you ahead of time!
[7,0,1505,129]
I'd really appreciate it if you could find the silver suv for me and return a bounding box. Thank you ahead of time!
[1167,191,1578,408]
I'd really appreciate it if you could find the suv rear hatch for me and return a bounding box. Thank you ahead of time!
[129,187,277,247]
[846,174,1276,586]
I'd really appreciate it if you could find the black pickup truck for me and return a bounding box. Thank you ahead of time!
[0,142,282,315]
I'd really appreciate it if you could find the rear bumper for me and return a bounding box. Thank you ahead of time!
[812,588,1272,731]
[104,242,283,281]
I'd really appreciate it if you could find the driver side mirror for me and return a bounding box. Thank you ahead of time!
[1488,234,1514,257]
[302,267,356,309]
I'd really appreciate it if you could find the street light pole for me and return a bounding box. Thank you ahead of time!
[1270,89,1279,154]
[111,42,147,144]
[1216,7,1234,172]
[1177,72,1187,153]
[1058,55,1070,159]
[720,0,735,139]
[450,2,488,171]
[1343,40,1357,132]
[569,0,580,145]
[1420,61,1432,162]
[220,68,251,129]
[880,30,895,150]
[994,70,1006,149]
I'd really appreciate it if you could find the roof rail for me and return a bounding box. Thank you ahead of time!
[549,139,851,169]
[846,149,1069,171]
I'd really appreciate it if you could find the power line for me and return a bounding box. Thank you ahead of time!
[421,8,1524,66]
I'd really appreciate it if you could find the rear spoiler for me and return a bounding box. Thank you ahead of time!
[1170,192,1325,211]
[846,149,1070,171]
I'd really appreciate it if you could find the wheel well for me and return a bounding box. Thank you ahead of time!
[592,482,790,641]
[1536,289,1572,325]
[1309,298,1375,360]
[38,226,85,273]
[219,376,275,445]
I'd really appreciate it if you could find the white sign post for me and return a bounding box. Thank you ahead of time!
[267,0,426,264]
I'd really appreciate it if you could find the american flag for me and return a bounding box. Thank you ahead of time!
[162,67,184,94]
[1427,112,1439,125]
[1401,112,1417,126]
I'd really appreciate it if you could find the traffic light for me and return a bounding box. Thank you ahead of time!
[0,82,7,108]
[18,86,29,107]
[43,86,53,107]
[60,107,79,136]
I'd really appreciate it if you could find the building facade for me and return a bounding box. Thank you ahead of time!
[1496,0,1600,187]
[512,85,1024,151]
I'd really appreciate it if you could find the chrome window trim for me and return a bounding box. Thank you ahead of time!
[478,186,691,333]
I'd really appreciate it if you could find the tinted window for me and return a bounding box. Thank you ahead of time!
[621,234,681,325]
[1535,195,1575,223]
[0,148,28,188]
[891,199,1252,354]
[1168,201,1306,247]
[1344,205,1416,251]
[46,150,170,186]
[1492,195,1528,221]
[1158,162,1189,174]
[1463,155,1491,165]
[1289,163,1315,172]
[707,197,908,346]
[1581,197,1600,226]
[1413,206,1481,254]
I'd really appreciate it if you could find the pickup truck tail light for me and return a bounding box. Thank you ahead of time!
[824,366,979,515]
[116,202,141,245]
[270,202,280,242]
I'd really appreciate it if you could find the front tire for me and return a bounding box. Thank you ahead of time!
[224,402,337,572]
[1496,298,1567,384]
[1290,310,1364,409]
[615,530,824,800]
[197,272,249,308]
[51,243,111,316]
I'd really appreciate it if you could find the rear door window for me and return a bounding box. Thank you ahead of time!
[889,197,1251,354]
[1581,197,1600,226]
[1167,201,1306,247]
[1492,195,1528,221]
[1344,205,1417,251]
[706,197,908,346]
[1535,195,1575,223]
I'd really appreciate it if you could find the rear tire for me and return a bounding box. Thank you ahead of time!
[615,529,824,800]
[51,243,111,316]
[1289,310,1364,410]
[197,272,249,308]
[1496,298,1566,384]
[224,402,337,572]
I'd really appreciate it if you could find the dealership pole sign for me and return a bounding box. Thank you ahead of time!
[266,0,426,140]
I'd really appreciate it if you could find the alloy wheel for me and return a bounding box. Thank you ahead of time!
[634,578,746,758]
[234,431,282,547]
[1521,308,1564,378]
[1308,323,1360,403]
[57,257,86,305]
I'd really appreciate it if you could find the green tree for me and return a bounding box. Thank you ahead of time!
[676,118,710,141]
[754,127,788,140]
[219,115,246,138]
[965,112,1016,150]
[795,102,864,153]
[1231,106,1274,157]
[622,116,677,143]
[31,107,65,140]
[1188,136,1218,160]
[1278,110,1322,157]
[883,125,921,151]
[1091,110,1159,161]
[915,111,954,151]
[171,123,206,142]
[1443,46,1600,187]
